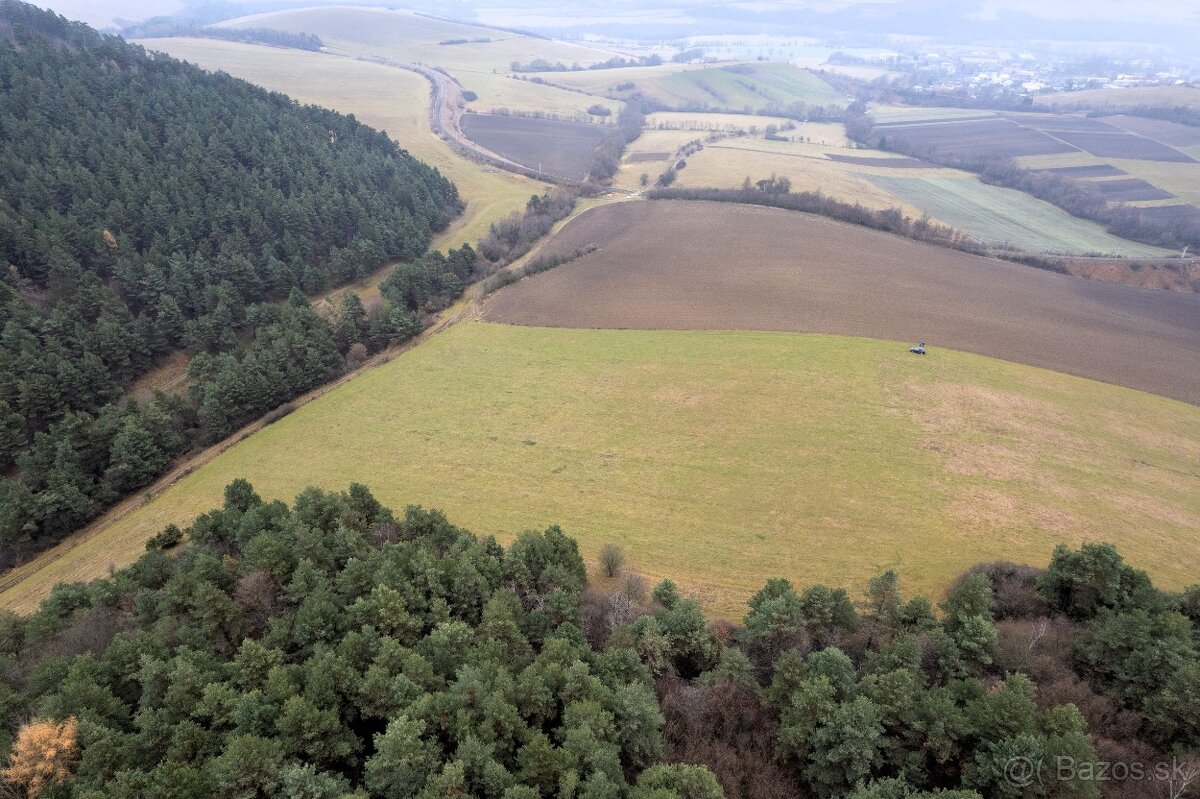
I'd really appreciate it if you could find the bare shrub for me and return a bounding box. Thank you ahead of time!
[956,561,1048,619]
[994,617,1078,681]
[618,571,647,605]
[234,570,281,635]
[261,402,297,427]
[661,681,792,799]
[346,342,369,369]
[599,543,625,578]
[21,607,126,674]
[370,522,399,548]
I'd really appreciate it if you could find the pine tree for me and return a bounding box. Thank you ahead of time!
[334,292,368,353]
[154,295,185,350]
[0,399,24,470]
[104,416,167,493]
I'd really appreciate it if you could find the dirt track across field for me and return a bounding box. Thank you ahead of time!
[484,201,1200,404]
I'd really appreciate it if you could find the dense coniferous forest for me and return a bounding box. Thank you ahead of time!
[0,1,465,566]
[0,483,1196,798]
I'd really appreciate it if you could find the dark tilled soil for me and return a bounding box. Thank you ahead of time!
[1001,112,1123,133]
[626,152,672,163]
[826,153,933,168]
[1104,115,1200,147]
[1091,178,1175,202]
[1048,130,1196,162]
[1036,164,1127,178]
[872,118,1078,159]
[485,200,1200,404]
[459,113,609,180]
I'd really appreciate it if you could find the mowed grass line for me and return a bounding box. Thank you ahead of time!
[4,322,1196,618]
[139,38,545,251]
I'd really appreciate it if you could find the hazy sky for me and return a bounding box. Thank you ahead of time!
[28,0,1200,44]
[32,0,183,28]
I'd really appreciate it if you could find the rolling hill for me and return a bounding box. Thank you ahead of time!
[0,0,461,567]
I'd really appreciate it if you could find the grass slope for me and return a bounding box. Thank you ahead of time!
[670,134,1172,256]
[4,322,1197,618]
[550,63,845,112]
[1036,85,1200,112]
[217,7,624,117]
[863,174,1172,256]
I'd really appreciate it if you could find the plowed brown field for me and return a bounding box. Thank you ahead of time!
[485,201,1200,404]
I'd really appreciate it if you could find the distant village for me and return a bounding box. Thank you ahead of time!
[827,47,1196,99]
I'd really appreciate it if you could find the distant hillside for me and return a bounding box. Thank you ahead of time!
[0,0,463,565]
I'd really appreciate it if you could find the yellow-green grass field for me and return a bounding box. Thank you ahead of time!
[1018,152,1200,209]
[612,129,704,190]
[674,137,957,217]
[647,113,850,146]
[672,136,1173,255]
[221,7,623,71]
[5,322,1197,618]
[549,62,845,113]
[647,111,794,132]
[138,38,544,252]
[814,64,900,82]
[868,105,997,123]
[462,73,623,119]
[862,174,1174,256]
[541,62,709,94]
[217,7,625,116]
[1036,85,1200,112]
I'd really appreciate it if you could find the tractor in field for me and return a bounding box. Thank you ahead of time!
[909,342,927,355]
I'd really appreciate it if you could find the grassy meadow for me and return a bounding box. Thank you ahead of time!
[5,322,1197,618]
[863,174,1174,255]
[1019,152,1200,209]
[868,106,997,123]
[675,139,931,216]
[548,62,845,113]
[671,133,1174,255]
[217,7,626,116]
[220,6,622,71]
[1036,85,1200,112]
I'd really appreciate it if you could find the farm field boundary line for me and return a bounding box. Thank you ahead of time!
[484,200,1200,404]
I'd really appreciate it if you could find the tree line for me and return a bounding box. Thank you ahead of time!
[0,481,1196,798]
[118,21,324,51]
[478,190,580,265]
[509,55,664,73]
[0,1,463,566]
[588,103,648,183]
[645,182,1076,273]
